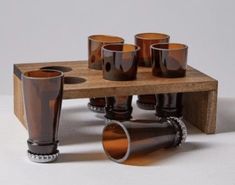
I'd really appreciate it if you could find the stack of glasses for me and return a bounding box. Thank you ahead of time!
[22,33,188,164]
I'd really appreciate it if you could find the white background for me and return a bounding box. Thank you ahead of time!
[1,1,235,185]
[1,0,235,97]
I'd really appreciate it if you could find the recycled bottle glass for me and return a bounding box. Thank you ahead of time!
[102,43,139,121]
[151,43,188,119]
[135,33,170,110]
[22,69,64,163]
[102,117,187,163]
[88,35,124,113]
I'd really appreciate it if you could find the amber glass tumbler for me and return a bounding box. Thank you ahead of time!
[135,33,170,110]
[151,43,188,119]
[151,43,188,77]
[102,43,139,81]
[135,33,170,67]
[102,43,139,121]
[22,70,64,163]
[88,35,124,113]
[88,35,124,70]
[102,117,187,163]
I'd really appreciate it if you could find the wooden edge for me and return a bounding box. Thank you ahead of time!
[205,90,218,134]
[13,74,27,128]
[63,81,218,99]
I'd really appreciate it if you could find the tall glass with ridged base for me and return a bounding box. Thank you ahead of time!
[102,43,139,121]
[102,117,187,163]
[22,69,64,163]
[135,33,170,110]
[88,35,124,113]
[151,43,188,119]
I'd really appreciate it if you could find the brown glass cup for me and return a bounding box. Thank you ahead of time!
[151,43,188,78]
[88,35,124,113]
[102,117,187,163]
[135,33,170,67]
[102,43,139,121]
[135,33,170,110]
[22,69,64,163]
[102,43,139,81]
[151,43,188,119]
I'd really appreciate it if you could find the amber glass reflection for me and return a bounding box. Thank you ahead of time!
[135,33,170,110]
[102,44,139,81]
[22,70,64,162]
[151,43,188,77]
[156,93,183,118]
[88,35,124,113]
[102,118,187,163]
[105,96,133,121]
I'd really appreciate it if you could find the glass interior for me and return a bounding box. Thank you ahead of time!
[103,44,139,53]
[89,35,124,43]
[135,33,169,40]
[103,123,129,160]
[24,70,62,78]
[152,43,188,50]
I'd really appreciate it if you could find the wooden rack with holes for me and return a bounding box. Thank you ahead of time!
[13,60,218,134]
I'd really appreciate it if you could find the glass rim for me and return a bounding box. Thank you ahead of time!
[135,32,170,40]
[151,43,188,51]
[102,120,131,163]
[88,34,124,43]
[22,69,64,80]
[102,43,140,53]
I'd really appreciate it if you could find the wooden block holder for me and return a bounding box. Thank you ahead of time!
[14,60,218,134]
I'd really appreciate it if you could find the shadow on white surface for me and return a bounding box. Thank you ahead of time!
[57,100,212,165]
[59,104,105,146]
[59,118,103,146]
[57,151,106,163]
[216,97,235,133]
[59,104,90,114]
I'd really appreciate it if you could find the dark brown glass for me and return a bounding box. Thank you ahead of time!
[88,35,124,113]
[151,43,188,119]
[156,93,183,118]
[102,44,139,121]
[102,117,187,163]
[88,35,124,70]
[102,44,139,81]
[135,33,170,110]
[22,70,64,163]
[151,43,188,78]
[135,33,170,67]
[105,96,133,121]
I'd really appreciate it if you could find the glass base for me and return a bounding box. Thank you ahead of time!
[87,103,105,113]
[27,150,59,163]
[105,109,132,122]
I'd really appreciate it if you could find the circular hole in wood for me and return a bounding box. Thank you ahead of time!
[40,66,72,73]
[64,76,86,84]
[105,62,111,72]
